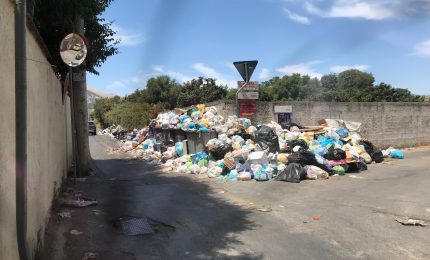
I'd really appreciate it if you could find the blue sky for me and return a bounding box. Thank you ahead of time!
[87,0,430,96]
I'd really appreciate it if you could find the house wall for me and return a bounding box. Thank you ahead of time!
[0,1,72,259]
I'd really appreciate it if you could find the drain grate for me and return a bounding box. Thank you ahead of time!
[119,217,154,235]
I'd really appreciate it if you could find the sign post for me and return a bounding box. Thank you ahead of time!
[60,33,88,181]
[233,60,258,117]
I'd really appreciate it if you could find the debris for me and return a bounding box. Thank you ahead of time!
[313,216,321,221]
[395,218,427,227]
[70,229,83,235]
[57,211,71,218]
[82,252,98,260]
[60,198,98,208]
[257,207,272,212]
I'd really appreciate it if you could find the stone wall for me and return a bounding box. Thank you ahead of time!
[0,1,72,259]
[206,100,430,148]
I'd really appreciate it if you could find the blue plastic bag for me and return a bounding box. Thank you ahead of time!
[389,150,404,159]
[175,142,184,157]
[192,152,209,164]
[336,128,349,138]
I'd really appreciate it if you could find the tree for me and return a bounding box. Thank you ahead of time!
[143,76,181,109]
[93,96,121,128]
[337,69,375,90]
[32,0,118,80]
[177,77,228,107]
[321,73,338,90]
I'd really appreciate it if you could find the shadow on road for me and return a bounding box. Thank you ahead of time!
[41,156,263,260]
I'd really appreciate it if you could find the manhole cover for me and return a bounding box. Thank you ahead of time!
[119,217,154,235]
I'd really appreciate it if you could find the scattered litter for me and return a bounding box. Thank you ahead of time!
[92,209,104,215]
[57,211,71,219]
[218,190,226,194]
[257,207,272,212]
[60,198,98,208]
[82,252,98,260]
[313,216,321,221]
[426,208,430,213]
[395,218,427,227]
[70,229,83,235]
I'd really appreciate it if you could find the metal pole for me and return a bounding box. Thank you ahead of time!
[69,68,79,181]
[15,0,29,259]
[236,62,249,117]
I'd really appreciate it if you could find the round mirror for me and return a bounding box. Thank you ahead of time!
[59,33,88,67]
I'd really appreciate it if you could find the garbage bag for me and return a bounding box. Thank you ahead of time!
[389,150,404,159]
[280,122,303,130]
[253,125,280,153]
[283,139,308,153]
[324,145,346,161]
[209,143,232,160]
[305,165,329,180]
[288,151,331,173]
[336,128,349,138]
[372,150,384,163]
[332,165,347,175]
[253,164,273,181]
[175,142,184,157]
[275,163,306,183]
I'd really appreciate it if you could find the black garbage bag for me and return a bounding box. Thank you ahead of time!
[288,150,331,173]
[229,128,252,140]
[359,140,384,163]
[280,122,303,130]
[209,143,232,161]
[253,125,280,153]
[372,150,384,163]
[282,139,308,153]
[275,163,307,183]
[324,145,346,161]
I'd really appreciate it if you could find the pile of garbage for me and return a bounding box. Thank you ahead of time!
[107,105,405,183]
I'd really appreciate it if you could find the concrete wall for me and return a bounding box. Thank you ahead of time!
[0,1,72,259]
[207,100,430,148]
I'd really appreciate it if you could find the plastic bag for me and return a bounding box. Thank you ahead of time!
[209,143,232,160]
[324,145,346,161]
[254,125,280,153]
[253,164,273,181]
[238,171,252,181]
[174,142,184,157]
[275,163,306,183]
[305,165,329,180]
[336,128,349,138]
[389,150,404,159]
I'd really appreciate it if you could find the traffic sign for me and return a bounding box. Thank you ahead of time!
[233,60,258,82]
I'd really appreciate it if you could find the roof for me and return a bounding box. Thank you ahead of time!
[87,86,115,98]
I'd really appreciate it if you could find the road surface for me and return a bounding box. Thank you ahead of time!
[41,135,430,260]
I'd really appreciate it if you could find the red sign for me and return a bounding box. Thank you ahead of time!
[239,100,257,118]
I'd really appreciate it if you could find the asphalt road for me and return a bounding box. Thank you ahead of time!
[41,135,430,260]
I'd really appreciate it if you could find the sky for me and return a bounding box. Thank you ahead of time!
[87,0,430,96]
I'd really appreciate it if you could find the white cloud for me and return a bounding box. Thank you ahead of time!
[304,1,395,20]
[192,63,237,88]
[330,64,369,73]
[152,65,164,72]
[112,25,144,47]
[277,61,322,78]
[282,8,311,24]
[258,68,271,80]
[412,39,430,57]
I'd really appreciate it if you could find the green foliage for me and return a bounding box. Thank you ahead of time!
[105,102,163,129]
[177,77,228,107]
[93,96,121,128]
[31,0,118,79]
[337,69,375,89]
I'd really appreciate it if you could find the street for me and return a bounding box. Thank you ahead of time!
[41,135,430,260]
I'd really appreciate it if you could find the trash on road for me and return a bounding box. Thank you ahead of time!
[395,218,428,227]
[70,229,83,235]
[101,103,405,185]
[82,252,98,260]
[60,198,98,208]
[257,207,272,212]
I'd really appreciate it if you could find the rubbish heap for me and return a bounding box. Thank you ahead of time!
[106,105,405,183]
